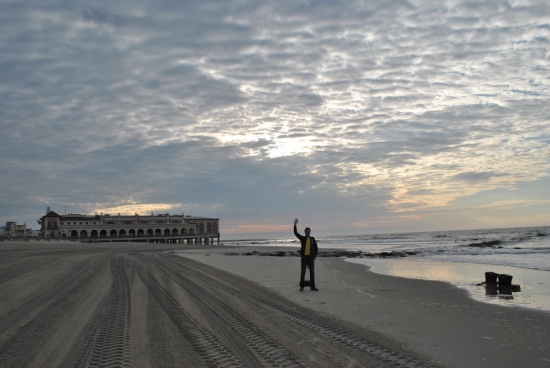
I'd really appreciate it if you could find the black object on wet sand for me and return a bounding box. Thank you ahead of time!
[479,272,521,293]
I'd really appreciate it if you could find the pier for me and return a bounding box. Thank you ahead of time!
[37,209,221,245]
[1,233,220,244]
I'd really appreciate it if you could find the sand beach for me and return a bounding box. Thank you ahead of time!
[177,246,550,367]
[0,239,548,367]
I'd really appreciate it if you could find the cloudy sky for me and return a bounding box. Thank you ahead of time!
[1,0,549,238]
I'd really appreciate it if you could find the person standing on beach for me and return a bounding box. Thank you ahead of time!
[294,218,319,291]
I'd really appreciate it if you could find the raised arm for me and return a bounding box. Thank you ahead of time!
[293,218,302,239]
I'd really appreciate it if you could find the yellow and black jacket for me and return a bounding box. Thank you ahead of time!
[293,224,318,258]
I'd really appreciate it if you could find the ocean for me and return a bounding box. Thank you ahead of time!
[223,226,550,312]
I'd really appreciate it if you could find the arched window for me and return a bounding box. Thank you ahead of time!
[207,223,212,233]
[100,230,107,237]
[106,222,115,224]
[164,229,171,236]
[71,230,78,237]
[155,229,162,235]
[80,230,88,237]
[119,229,126,236]
[212,224,217,233]
[91,230,98,238]
[172,228,178,235]
[189,228,194,235]
[110,229,117,237]
[199,223,204,234]
[129,229,136,236]
[147,229,154,235]
[181,228,187,235]
[138,229,144,236]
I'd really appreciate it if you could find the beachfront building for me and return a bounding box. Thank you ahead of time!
[5,221,27,237]
[38,210,220,244]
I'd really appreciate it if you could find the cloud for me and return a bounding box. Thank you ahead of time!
[452,172,508,182]
[81,5,134,27]
[93,203,183,215]
[474,199,550,211]
[1,0,549,235]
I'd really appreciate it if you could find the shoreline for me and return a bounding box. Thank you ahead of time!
[347,257,550,312]
[176,245,550,367]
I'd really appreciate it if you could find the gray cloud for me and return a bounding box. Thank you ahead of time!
[1,0,549,236]
[452,172,508,182]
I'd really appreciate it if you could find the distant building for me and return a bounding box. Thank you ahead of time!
[5,221,26,237]
[38,209,220,244]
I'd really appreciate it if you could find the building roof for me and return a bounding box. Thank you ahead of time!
[42,211,61,219]
[62,215,96,220]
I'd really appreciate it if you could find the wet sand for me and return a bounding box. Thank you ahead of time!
[347,257,550,311]
[177,246,550,367]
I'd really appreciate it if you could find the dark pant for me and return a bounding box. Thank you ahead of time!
[300,256,315,288]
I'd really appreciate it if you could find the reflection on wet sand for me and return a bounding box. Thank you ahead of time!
[347,257,550,311]
[484,285,519,299]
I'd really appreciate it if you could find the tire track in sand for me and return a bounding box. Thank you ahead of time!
[0,257,99,334]
[165,254,436,368]
[75,254,131,368]
[148,253,308,368]
[127,254,244,368]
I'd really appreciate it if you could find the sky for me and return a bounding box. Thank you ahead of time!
[1,0,549,239]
